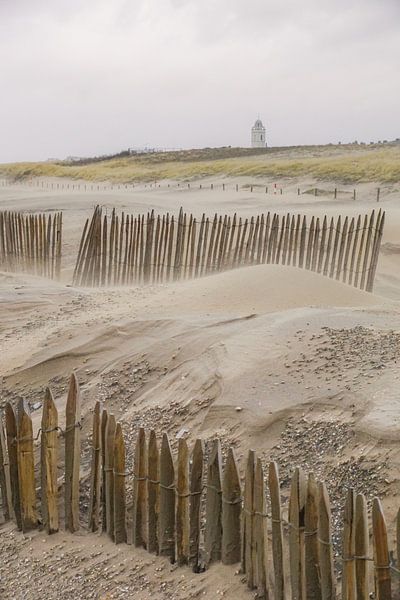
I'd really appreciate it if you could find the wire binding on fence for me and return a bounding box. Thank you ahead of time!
[1,377,399,597]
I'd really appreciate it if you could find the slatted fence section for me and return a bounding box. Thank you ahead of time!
[72,207,385,292]
[1,376,399,598]
[0,210,62,278]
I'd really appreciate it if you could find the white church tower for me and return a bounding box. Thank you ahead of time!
[251,118,267,148]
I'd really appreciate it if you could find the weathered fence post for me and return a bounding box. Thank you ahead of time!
[41,388,59,534]
[253,457,268,598]
[221,447,242,566]
[242,449,256,589]
[133,427,148,548]
[289,467,307,600]
[5,402,21,529]
[189,438,204,570]
[65,373,81,533]
[176,438,190,566]
[105,413,116,539]
[205,439,223,565]
[269,461,285,600]
[17,399,37,532]
[318,482,335,600]
[342,489,356,600]
[159,433,175,562]
[305,473,321,600]
[372,498,391,600]
[100,409,108,531]
[147,430,159,554]
[0,413,12,521]
[355,494,369,600]
[113,423,127,544]
[88,401,101,532]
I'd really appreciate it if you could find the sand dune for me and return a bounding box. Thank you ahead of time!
[141,263,385,318]
[1,178,400,599]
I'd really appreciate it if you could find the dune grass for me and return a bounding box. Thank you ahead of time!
[1,144,400,184]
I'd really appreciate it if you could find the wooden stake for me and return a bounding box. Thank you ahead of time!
[64,373,81,533]
[367,211,385,292]
[41,388,59,534]
[323,218,334,277]
[292,214,301,267]
[298,216,307,269]
[105,413,116,540]
[342,489,356,600]
[348,215,361,287]
[17,399,37,532]
[166,216,175,282]
[205,439,223,565]
[355,494,369,600]
[372,498,391,600]
[289,467,307,600]
[329,215,341,279]
[147,429,159,554]
[287,214,296,266]
[305,473,321,600]
[311,217,320,272]
[113,423,127,544]
[268,461,285,600]
[305,216,315,270]
[88,401,101,532]
[133,427,148,548]
[253,457,268,598]
[360,211,375,290]
[159,433,175,562]
[0,413,12,521]
[194,215,205,278]
[189,439,204,570]
[5,403,21,529]
[176,438,190,566]
[221,447,242,566]
[354,215,368,289]
[237,218,249,267]
[318,482,335,600]
[275,215,286,264]
[342,217,355,284]
[242,449,256,589]
[336,216,348,280]
[100,409,108,531]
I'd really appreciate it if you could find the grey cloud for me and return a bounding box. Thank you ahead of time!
[0,0,399,162]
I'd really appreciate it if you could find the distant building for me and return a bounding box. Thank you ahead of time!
[251,118,267,148]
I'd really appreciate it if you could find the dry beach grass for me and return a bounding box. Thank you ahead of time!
[2,143,400,184]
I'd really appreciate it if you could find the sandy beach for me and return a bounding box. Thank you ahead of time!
[1,176,400,598]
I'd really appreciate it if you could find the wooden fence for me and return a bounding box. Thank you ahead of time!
[0,179,386,202]
[72,206,385,293]
[0,374,398,598]
[0,210,62,278]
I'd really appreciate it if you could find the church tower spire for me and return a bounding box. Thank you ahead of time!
[251,118,267,148]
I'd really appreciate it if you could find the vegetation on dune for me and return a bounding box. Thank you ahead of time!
[1,144,400,184]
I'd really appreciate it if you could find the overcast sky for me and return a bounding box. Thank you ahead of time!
[0,0,399,162]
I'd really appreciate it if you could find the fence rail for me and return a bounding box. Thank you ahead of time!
[0,210,62,278]
[73,206,385,292]
[0,374,398,598]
